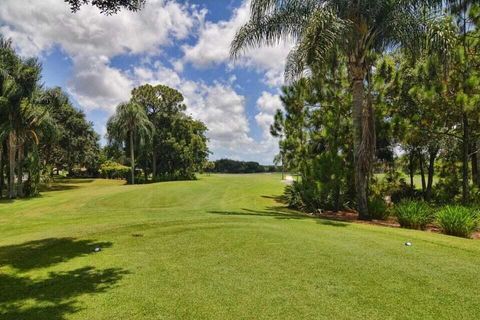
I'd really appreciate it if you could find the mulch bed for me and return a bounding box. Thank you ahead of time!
[313,210,480,240]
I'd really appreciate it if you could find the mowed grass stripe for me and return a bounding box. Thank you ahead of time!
[0,174,479,319]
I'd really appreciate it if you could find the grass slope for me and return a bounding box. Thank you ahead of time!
[0,174,479,320]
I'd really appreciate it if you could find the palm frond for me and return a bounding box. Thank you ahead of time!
[231,0,318,59]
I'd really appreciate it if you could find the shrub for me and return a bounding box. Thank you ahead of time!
[368,196,390,220]
[394,200,433,230]
[436,206,479,238]
[284,181,306,210]
[100,161,130,180]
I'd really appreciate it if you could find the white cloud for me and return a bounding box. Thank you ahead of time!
[133,63,253,150]
[0,0,281,162]
[257,91,283,114]
[68,56,133,111]
[182,0,293,87]
[132,62,279,162]
[0,0,202,112]
[253,91,282,160]
[255,92,282,135]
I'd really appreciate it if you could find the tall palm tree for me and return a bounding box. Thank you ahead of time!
[231,0,440,219]
[0,51,41,198]
[108,102,154,184]
[16,94,53,196]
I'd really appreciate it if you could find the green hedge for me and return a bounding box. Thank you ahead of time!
[100,161,130,180]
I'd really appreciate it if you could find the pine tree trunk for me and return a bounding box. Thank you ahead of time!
[476,140,480,187]
[462,112,469,204]
[130,131,135,185]
[425,148,437,201]
[471,142,478,186]
[17,142,24,198]
[409,150,415,190]
[8,132,16,199]
[419,151,426,198]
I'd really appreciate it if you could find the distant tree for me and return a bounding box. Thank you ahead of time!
[131,84,208,181]
[210,159,265,174]
[41,88,101,177]
[64,0,145,14]
[204,161,215,175]
[107,102,154,184]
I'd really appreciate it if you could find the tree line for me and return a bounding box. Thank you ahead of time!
[205,159,278,174]
[0,38,100,199]
[231,0,480,220]
[1,36,210,198]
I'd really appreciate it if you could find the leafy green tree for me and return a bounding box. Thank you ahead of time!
[231,0,438,218]
[41,88,101,177]
[131,84,208,181]
[65,0,145,14]
[107,102,153,184]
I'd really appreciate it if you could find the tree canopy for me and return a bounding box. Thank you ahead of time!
[64,0,146,14]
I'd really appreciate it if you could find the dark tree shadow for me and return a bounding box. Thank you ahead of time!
[53,179,95,184]
[210,208,350,228]
[0,238,127,320]
[0,238,113,271]
[317,219,349,227]
[40,184,80,193]
[0,267,128,320]
[209,208,314,221]
[39,179,95,193]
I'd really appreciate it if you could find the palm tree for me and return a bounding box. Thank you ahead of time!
[16,94,53,196]
[108,102,153,184]
[231,0,440,219]
[0,41,41,198]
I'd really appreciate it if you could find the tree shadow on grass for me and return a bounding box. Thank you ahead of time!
[0,267,128,320]
[210,208,350,227]
[40,184,80,193]
[53,179,95,184]
[39,179,95,193]
[0,238,128,320]
[209,208,310,220]
[0,238,113,271]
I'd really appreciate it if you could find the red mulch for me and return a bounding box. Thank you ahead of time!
[314,210,480,240]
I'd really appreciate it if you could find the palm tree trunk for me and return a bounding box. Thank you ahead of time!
[352,74,369,219]
[8,132,16,199]
[130,131,135,185]
[17,141,24,198]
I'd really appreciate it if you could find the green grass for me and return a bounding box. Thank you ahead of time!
[0,174,479,319]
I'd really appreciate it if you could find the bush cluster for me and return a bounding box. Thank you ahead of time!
[100,161,130,179]
[391,201,479,238]
[436,206,479,238]
[368,196,390,220]
[394,200,433,230]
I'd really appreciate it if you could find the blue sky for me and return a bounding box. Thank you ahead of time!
[0,0,293,164]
